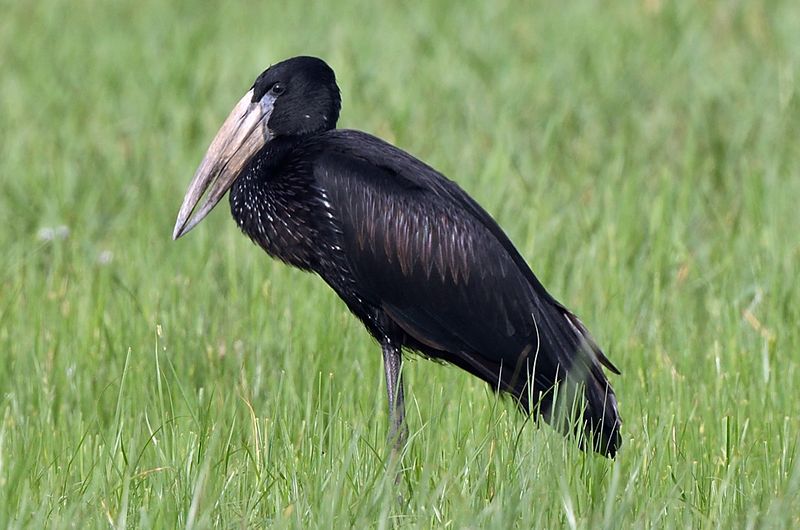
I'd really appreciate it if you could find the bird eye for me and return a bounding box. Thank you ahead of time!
[270,83,285,96]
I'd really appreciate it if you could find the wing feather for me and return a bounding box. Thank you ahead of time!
[310,130,621,455]
[316,143,549,375]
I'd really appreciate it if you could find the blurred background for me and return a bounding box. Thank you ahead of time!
[1,0,799,527]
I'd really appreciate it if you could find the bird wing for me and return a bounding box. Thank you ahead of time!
[313,131,617,392]
[312,130,621,455]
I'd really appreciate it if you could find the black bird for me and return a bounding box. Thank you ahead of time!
[173,56,622,457]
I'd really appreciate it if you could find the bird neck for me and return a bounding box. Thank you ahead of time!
[257,135,304,170]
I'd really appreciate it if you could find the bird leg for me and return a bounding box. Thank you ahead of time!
[381,339,408,458]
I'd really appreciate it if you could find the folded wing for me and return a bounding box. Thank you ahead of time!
[315,130,621,455]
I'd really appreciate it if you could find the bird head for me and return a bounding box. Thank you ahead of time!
[172,56,341,239]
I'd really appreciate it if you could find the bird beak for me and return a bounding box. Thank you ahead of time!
[172,89,275,239]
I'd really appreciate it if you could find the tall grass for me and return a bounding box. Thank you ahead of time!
[1,0,799,527]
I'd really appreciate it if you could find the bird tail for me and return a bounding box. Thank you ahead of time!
[516,309,622,458]
[567,312,622,457]
[576,364,622,457]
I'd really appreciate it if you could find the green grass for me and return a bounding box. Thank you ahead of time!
[2,0,799,527]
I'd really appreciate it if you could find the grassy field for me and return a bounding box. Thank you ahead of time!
[2,0,799,527]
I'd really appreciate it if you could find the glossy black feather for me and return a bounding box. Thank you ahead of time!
[227,57,621,456]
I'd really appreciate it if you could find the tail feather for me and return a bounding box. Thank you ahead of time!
[581,365,622,457]
[515,363,621,458]
[563,311,622,457]
[511,305,622,457]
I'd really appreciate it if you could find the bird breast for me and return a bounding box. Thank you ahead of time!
[229,170,325,271]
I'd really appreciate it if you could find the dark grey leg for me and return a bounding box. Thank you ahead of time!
[382,339,408,456]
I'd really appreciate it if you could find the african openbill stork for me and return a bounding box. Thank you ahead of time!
[173,56,621,457]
